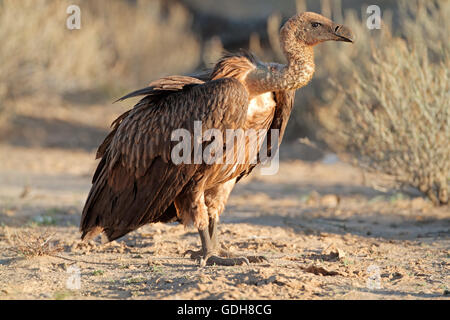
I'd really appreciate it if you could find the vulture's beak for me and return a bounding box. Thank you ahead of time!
[333,24,355,43]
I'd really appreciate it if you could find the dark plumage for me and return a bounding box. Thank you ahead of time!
[80,12,354,266]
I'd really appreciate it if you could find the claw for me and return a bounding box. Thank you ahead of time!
[183,249,204,259]
[199,257,207,268]
[185,248,267,266]
[246,255,269,263]
[205,255,250,266]
[183,249,193,257]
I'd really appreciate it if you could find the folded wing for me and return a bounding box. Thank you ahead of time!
[81,77,250,241]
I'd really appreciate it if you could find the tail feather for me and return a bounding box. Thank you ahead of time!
[81,226,104,241]
[80,156,180,242]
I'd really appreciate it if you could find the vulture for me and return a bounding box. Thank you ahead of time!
[80,12,354,266]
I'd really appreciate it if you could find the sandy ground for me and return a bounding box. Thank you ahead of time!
[0,142,448,300]
[0,98,448,300]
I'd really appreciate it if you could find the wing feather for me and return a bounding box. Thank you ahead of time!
[81,77,249,241]
[114,76,204,102]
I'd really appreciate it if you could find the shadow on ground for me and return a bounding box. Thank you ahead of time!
[0,115,108,151]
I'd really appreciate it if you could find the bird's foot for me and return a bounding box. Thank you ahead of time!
[183,249,204,260]
[185,246,268,266]
[197,250,268,267]
[243,255,269,263]
[200,254,250,267]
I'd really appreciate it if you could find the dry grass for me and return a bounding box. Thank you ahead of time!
[308,0,449,205]
[333,0,449,205]
[337,43,448,205]
[0,0,200,101]
[263,0,449,205]
[4,227,63,258]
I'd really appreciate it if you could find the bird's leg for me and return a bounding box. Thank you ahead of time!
[184,181,268,266]
[208,215,219,250]
[184,217,249,266]
[185,217,268,266]
[207,217,269,264]
[184,223,215,260]
[185,216,225,257]
[201,217,249,266]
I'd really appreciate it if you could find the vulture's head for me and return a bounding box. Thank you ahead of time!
[281,12,355,47]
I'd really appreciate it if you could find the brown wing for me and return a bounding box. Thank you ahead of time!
[236,89,295,182]
[113,76,204,103]
[81,77,250,241]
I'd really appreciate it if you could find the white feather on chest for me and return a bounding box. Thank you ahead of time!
[246,92,276,120]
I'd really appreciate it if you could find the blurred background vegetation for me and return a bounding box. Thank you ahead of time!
[0,0,448,205]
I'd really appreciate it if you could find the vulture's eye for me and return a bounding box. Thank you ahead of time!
[311,22,322,28]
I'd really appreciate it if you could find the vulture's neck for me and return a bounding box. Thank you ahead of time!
[246,38,315,97]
